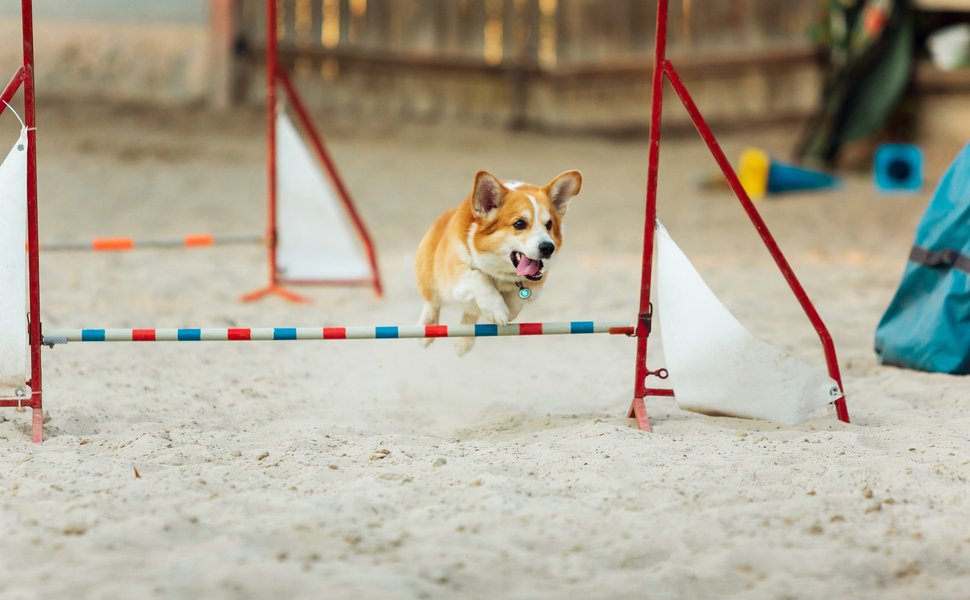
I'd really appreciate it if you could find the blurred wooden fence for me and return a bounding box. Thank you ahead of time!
[236,0,821,132]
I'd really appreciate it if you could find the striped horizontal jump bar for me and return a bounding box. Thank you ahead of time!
[42,321,635,345]
[31,233,264,252]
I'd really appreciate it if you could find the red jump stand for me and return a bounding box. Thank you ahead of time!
[627,0,850,431]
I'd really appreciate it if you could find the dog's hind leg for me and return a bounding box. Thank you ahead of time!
[454,310,479,357]
[418,302,440,348]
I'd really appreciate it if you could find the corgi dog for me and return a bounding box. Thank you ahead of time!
[416,170,583,355]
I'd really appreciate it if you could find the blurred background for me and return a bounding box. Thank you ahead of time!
[1,0,968,165]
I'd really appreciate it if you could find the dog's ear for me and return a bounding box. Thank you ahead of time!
[544,170,583,215]
[472,171,507,217]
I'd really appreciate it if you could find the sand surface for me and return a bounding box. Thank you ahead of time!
[0,102,968,599]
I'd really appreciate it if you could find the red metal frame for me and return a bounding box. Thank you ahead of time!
[242,0,382,303]
[0,1,43,442]
[240,0,307,304]
[628,0,850,431]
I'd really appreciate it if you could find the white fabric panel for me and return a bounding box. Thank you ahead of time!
[655,222,841,425]
[275,111,371,282]
[0,128,30,399]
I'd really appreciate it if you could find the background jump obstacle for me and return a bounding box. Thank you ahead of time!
[34,233,263,252]
[42,321,635,345]
[13,0,381,303]
[1,0,383,442]
[628,0,850,432]
[240,0,381,303]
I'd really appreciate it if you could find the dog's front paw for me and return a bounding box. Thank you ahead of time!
[454,336,475,356]
[420,337,435,348]
[480,304,510,326]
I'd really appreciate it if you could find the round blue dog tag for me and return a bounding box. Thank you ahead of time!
[518,287,532,300]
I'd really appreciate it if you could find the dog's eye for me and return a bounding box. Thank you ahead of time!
[545,220,553,230]
[513,219,528,230]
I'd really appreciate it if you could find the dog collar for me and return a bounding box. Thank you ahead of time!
[517,282,532,300]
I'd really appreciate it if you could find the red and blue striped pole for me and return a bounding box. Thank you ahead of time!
[42,321,635,345]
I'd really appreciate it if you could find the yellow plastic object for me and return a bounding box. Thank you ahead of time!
[738,147,770,201]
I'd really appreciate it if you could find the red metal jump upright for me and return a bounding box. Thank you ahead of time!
[628,0,850,431]
[241,0,382,303]
[0,0,43,442]
[240,0,309,304]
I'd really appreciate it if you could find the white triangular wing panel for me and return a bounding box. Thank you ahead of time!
[655,222,841,425]
[275,111,371,282]
[0,129,30,399]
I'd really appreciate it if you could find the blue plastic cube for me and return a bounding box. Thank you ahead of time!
[874,144,923,193]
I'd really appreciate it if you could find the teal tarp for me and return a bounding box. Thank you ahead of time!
[874,143,970,374]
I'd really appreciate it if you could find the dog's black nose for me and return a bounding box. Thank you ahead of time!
[538,241,555,258]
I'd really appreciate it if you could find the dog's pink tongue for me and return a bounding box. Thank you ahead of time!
[516,255,541,276]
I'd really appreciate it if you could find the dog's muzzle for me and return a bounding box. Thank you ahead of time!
[511,251,544,281]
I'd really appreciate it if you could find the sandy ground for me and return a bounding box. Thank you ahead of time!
[0,101,968,600]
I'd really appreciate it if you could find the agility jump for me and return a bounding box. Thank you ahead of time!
[1,0,850,443]
[14,0,383,302]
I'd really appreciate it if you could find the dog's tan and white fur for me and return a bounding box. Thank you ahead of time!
[415,170,583,355]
